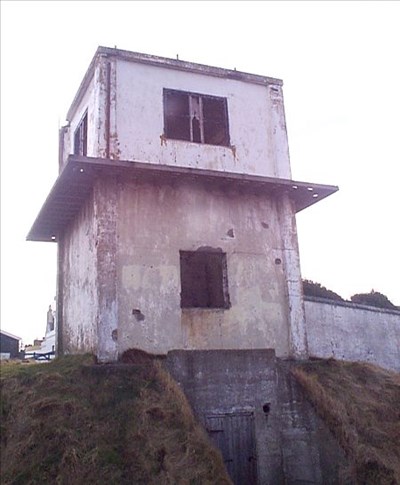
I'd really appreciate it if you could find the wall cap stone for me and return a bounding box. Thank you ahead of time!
[304,295,400,316]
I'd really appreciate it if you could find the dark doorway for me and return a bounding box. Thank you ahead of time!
[204,412,257,485]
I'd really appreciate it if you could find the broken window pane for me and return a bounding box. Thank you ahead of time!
[74,111,88,156]
[164,90,190,141]
[164,89,229,147]
[180,250,230,309]
[203,97,229,146]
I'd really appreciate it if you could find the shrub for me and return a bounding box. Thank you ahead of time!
[350,290,396,310]
[302,280,344,302]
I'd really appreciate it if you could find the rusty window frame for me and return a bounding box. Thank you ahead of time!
[179,250,231,309]
[163,89,230,147]
[73,110,88,156]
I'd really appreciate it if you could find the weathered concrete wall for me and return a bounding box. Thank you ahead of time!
[61,193,98,354]
[58,175,306,361]
[57,51,307,360]
[276,361,349,485]
[167,349,283,484]
[116,178,294,357]
[305,297,400,371]
[166,350,348,485]
[60,55,112,170]
[93,178,119,362]
[277,195,307,358]
[115,59,291,178]
[63,54,292,179]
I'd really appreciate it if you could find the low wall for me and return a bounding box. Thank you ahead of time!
[304,297,400,372]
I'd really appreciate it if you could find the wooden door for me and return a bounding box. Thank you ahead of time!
[204,412,257,485]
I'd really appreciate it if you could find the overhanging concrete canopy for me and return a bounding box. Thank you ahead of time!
[27,155,338,242]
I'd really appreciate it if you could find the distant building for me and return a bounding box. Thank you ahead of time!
[0,330,21,359]
[23,303,56,359]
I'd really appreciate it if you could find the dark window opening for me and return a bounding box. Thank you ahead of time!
[164,89,229,146]
[180,250,230,309]
[74,111,88,156]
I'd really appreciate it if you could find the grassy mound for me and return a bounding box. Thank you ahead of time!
[0,354,231,485]
[293,359,400,485]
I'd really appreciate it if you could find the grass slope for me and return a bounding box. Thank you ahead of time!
[293,359,400,485]
[0,353,232,485]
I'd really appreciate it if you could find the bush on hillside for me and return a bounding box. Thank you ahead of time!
[350,290,396,310]
[302,280,344,302]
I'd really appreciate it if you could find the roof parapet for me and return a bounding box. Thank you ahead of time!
[67,46,283,122]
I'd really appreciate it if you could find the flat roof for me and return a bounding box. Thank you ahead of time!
[1,330,22,341]
[67,46,283,121]
[27,155,338,243]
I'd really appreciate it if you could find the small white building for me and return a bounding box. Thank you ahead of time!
[28,47,337,362]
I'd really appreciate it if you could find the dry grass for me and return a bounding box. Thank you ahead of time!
[1,353,231,485]
[293,358,400,485]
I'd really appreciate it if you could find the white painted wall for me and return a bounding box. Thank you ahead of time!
[58,51,304,361]
[116,179,292,357]
[114,59,291,178]
[278,195,307,357]
[63,54,292,179]
[61,195,99,354]
[305,298,400,371]
[40,329,56,354]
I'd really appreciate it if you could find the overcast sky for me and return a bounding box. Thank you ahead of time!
[1,1,399,344]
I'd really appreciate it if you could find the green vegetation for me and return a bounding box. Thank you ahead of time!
[350,290,397,310]
[0,353,231,485]
[293,359,400,485]
[303,280,398,310]
[302,279,344,302]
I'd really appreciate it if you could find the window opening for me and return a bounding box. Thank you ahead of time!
[164,89,229,146]
[74,111,88,156]
[180,250,230,309]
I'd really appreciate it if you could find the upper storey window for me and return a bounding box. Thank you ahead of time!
[163,89,230,146]
[73,111,88,156]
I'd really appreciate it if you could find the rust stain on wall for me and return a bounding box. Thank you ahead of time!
[110,132,121,160]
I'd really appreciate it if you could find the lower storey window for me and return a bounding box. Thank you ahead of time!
[180,250,230,309]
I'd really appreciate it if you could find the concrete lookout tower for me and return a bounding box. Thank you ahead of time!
[28,47,337,363]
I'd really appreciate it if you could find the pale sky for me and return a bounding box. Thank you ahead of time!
[1,1,399,345]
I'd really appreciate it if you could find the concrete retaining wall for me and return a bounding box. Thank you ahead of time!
[166,349,347,485]
[305,297,400,371]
